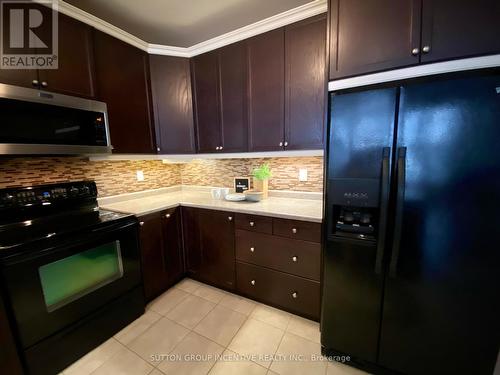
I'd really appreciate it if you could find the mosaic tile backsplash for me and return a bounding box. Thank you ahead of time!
[180,157,324,192]
[0,156,324,197]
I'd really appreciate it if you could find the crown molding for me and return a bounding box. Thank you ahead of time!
[57,0,327,58]
[163,0,328,57]
[329,54,500,91]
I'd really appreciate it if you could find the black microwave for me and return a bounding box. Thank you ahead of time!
[0,83,111,154]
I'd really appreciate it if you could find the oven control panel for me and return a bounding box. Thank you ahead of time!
[0,181,97,209]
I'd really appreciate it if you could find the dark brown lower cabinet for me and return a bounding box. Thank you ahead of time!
[138,207,184,301]
[235,230,321,281]
[182,207,235,290]
[236,262,320,320]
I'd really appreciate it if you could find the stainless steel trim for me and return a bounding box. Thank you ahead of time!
[0,83,111,155]
[0,143,113,155]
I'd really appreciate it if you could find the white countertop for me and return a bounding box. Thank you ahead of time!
[99,186,323,222]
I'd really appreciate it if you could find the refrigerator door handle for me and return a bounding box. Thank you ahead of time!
[389,147,407,278]
[375,147,391,274]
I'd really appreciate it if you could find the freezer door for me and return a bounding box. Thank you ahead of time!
[379,74,500,375]
[322,88,396,362]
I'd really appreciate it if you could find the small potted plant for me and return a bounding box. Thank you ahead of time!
[252,163,272,199]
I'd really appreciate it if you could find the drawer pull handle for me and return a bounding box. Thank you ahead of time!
[292,228,297,234]
[251,280,256,286]
[228,216,233,221]
[292,292,298,299]
[165,213,170,218]
[250,247,255,252]
[139,221,144,226]
[292,256,298,262]
[249,221,255,227]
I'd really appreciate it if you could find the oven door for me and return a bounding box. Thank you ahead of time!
[1,219,142,349]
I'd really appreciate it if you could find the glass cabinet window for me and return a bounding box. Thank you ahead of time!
[38,241,124,312]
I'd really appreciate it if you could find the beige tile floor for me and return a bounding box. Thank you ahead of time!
[62,278,369,375]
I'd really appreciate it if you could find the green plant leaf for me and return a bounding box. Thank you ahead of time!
[252,163,272,180]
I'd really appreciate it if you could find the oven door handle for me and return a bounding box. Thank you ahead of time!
[1,219,138,265]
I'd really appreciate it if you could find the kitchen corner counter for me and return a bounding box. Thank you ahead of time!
[99,187,323,222]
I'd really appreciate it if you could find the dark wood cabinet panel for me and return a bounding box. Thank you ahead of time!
[192,51,221,153]
[139,208,184,301]
[150,55,196,154]
[273,218,322,243]
[421,0,500,63]
[219,42,248,152]
[161,207,185,285]
[38,13,95,98]
[236,261,320,320]
[285,15,326,150]
[329,0,421,79]
[248,28,285,151]
[198,209,235,290]
[182,207,203,277]
[235,213,273,234]
[138,212,167,301]
[182,207,235,290]
[93,30,155,154]
[236,230,321,280]
[0,69,37,88]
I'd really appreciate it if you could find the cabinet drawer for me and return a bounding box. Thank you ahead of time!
[273,218,321,243]
[235,213,272,234]
[236,261,320,320]
[235,230,320,281]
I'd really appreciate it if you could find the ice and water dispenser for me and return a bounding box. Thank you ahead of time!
[327,178,381,241]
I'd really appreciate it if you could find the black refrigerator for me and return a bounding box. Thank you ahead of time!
[321,73,500,375]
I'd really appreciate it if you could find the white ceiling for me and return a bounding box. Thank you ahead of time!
[65,0,314,47]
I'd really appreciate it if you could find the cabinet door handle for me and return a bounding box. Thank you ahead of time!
[220,146,223,150]
[139,221,144,226]
[250,247,255,252]
[422,45,430,53]
[291,292,298,299]
[157,147,161,152]
[41,81,48,87]
[279,142,283,147]
[292,228,297,234]
[284,141,288,147]
[251,280,256,286]
[249,221,255,227]
[228,216,233,221]
[165,213,170,219]
[292,256,297,262]
[32,79,39,86]
[411,48,420,56]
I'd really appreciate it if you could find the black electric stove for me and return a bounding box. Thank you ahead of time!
[0,181,144,375]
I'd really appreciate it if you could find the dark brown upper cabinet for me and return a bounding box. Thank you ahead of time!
[0,10,95,98]
[420,0,500,63]
[192,51,221,153]
[191,42,248,153]
[248,28,285,151]
[218,42,248,153]
[38,13,95,98]
[93,30,155,154]
[329,0,421,79]
[150,55,196,154]
[285,15,327,150]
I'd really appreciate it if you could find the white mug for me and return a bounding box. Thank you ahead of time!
[211,188,221,200]
[220,188,230,199]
